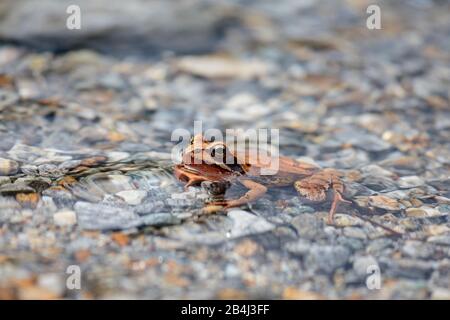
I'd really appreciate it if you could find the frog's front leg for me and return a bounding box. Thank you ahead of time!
[209,179,267,209]
[294,169,351,225]
[174,165,207,190]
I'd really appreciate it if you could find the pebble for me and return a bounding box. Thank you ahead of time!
[75,201,139,230]
[291,214,326,239]
[343,227,367,239]
[227,210,275,238]
[397,176,425,188]
[116,190,147,205]
[0,176,10,186]
[176,55,268,80]
[405,206,445,218]
[37,273,65,297]
[53,210,77,227]
[333,214,363,227]
[305,245,351,274]
[0,158,19,176]
[352,255,379,278]
[368,195,402,211]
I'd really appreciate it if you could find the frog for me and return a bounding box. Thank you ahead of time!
[174,134,351,224]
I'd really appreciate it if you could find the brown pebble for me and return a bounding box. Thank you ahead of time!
[16,192,39,208]
[111,232,130,246]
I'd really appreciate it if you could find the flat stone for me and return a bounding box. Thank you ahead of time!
[75,201,139,230]
[397,176,425,188]
[227,210,275,238]
[368,195,402,211]
[0,182,35,195]
[116,190,147,205]
[405,206,445,218]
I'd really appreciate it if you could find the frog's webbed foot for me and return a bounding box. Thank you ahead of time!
[294,168,351,225]
[208,179,267,209]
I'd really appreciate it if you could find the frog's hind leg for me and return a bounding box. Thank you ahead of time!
[294,169,351,225]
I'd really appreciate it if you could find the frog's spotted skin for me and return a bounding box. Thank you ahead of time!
[174,134,351,224]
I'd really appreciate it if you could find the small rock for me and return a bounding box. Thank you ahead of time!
[0,176,10,186]
[305,245,351,274]
[37,273,65,297]
[431,288,450,300]
[0,182,35,195]
[227,210,275,238]
[53,210,77,226]
[177,55,268,80]
[401,241,434,259]
[397,176,425,188]
[368,195,401,210]
[111,232,130,246]
[353,255,379,277]
[343,227,367,239]
[380,258,435,279]
[16,193,39,208]
[138,213,181,227]
[234,239,260,257]
[423,224,450,236]
[291,214,326,239]
[116,190,147,205]
[334,214,363,227]
[75,202,138,230]
[405,206,445,218]
[0,158,19,175]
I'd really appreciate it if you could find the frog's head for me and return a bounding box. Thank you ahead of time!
[182,134,248,173]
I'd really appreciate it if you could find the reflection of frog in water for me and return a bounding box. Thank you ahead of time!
[174,134,351,225]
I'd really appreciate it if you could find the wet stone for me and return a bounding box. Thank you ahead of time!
[352,255,378,279]
[74,202,139,230]
[53,210,77,227]
[0,158,19,175]
[397,176,425,189]
[291,214,326,240]
[305,245,351,274]
[116,190,147,205]
[405,206,446,218]
[0,176,11,186]
[227,210,275,238]
[0,182,35,195]
[74,201,180,230]
[368,195,402,211]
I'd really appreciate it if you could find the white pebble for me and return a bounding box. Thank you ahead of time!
[116,190,147,205]
[53,210,77,226]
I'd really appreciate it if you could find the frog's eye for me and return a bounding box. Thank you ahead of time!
[210,145,225,158]
[190,137,194,144]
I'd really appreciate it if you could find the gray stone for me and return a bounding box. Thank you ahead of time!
[305,245,351,274]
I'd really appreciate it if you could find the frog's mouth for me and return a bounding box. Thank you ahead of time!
[187,152,247,175]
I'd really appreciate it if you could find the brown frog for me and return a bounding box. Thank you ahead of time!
[174,134,351,224]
